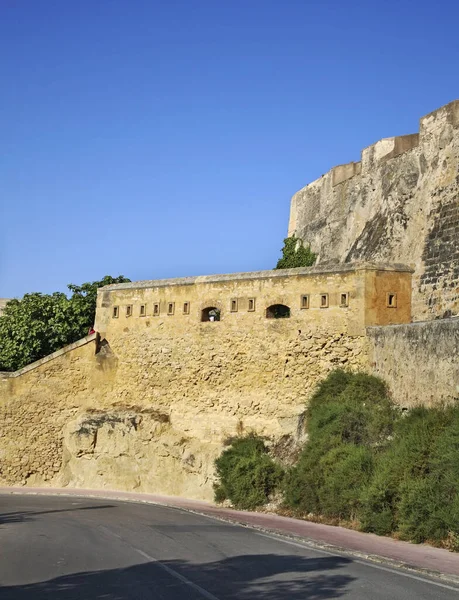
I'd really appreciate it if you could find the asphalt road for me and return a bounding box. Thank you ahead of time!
[0,495,458,599]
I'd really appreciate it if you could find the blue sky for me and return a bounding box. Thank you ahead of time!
[2,0,458,297]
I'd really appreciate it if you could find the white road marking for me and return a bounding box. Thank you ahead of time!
[255,531,459,593]
[133,548,221,600]
[98,525,221,600]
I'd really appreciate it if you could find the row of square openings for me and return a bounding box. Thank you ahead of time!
[110,292,401,321]
[112,302,191,319]
[299,292,398,309]
[111,299,256,320]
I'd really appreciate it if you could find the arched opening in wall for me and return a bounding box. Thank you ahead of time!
[201,307,221,322]
[266,304,291,319]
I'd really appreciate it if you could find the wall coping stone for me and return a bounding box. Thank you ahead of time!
[0,333,97,379]
[367,316,459,335]
[101,262,414,292]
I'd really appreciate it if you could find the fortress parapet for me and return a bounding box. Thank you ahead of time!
[287,100,459,321]
[96,263,413,339]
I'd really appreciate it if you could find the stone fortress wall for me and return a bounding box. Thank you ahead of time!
[367,318,459,407]
[0,264,411,500]
[288,100,459,321]
[1,100,458,501]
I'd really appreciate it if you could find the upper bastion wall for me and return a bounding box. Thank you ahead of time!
[288,100,459,321]
[96,264,412,338]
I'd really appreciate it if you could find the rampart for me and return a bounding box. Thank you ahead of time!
[0,264,411,500]
[288,100,459,321]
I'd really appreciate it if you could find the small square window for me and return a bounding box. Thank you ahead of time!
[183,302,190,315]
[112,306,119,318]
[300,294,309,309]
[153,302,160,316]
[139,304,146,317]
[340,293,349,307]
[248,298,256,312]
[230,299,238,312]
[126,305,133,317]
[320,293,329,308]
[167,302,175,315]
[387,293,397,308]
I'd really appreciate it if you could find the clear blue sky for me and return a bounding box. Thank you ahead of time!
[2,0,458,297]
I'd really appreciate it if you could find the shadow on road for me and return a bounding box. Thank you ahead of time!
[0,504,115,525]
[0,553,354,599]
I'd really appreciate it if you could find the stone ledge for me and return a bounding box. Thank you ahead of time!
[101,262,414,292]
[0,333,97,379]
[367,316,459,336]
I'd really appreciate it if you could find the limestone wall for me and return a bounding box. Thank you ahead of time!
[288,100,459,321]
[0,265,453,501]
[0,335,223,499]
[4,266,405,500]
[367,318,459,407]
[96,264,413,338]
[0,326,368,500]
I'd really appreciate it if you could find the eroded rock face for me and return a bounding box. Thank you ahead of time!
[289,101,459,320]
[59,408,219,500]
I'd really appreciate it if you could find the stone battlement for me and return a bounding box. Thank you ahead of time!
[288,100,459,322]
[291,100,458,194]
[100,262,414,291]
[96,263,413,339]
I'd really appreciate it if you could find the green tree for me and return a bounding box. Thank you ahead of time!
[0,275,130,372]
[275,235,316,269]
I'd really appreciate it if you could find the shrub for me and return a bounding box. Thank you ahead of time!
[284,371,398,520]
[214,371,459,550]
[306,371,397,450]
[275,235,316,269]
[317,444,373,520]
[283,444,322,514]
[359,404,459,545]
[213,435,284,510]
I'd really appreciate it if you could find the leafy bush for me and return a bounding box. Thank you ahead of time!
[213,370,459,550]
[360,404,459,544]
[214,435,284,510]
[275,235,316,269]
[306,371,397,449]
[317,444,373,519]
[284,371,398,519]
[283,443,322,514]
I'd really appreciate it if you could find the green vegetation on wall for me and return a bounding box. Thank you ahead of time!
[284,371,398,520]
[359,404,459,547]
[213,435,284,510]
[0,275,130,372]
[214,370,459,550]
[275,235,316,269]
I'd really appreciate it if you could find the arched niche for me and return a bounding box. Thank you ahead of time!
[201,307,221,322]
[266,304,291,319]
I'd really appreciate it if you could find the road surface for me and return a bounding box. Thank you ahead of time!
[0,494,458,599]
